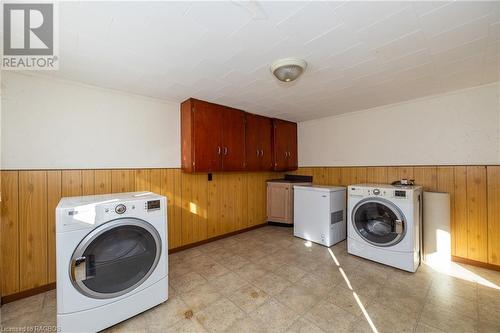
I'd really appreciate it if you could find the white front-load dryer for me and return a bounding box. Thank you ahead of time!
[347,184,422,272]
[56,192,168,333]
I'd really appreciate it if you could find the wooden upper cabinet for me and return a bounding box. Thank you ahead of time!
[273,119,298,171]
[181,98,297,173]
[246,114,273,171]
[221,107,246,171]
[181,99,245,172]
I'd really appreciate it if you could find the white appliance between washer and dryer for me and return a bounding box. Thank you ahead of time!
[56,192,168,333]
[293,185,347,247]
[347,184,422,272]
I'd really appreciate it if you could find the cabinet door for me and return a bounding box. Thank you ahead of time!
[193,101,223,172]
[260,117,274,171]
[245,114,262,171]
[222,107,246,171]
[246,114,273,171]
[273,119,290,171]
[267,183,290,223]
[286,122,298,170]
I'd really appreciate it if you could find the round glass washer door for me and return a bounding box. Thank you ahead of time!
[351,197,406,247]
[69,218,161,299]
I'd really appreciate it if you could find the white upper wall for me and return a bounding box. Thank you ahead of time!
[1,72,180,169]
[298,82,500,166]
[3,73,499,170]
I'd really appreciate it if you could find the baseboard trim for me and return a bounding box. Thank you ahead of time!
[168,223,268,254]
[267,221,293,227]
[1,282,56,305]
[451,255,500,272]
[1,224,268,304]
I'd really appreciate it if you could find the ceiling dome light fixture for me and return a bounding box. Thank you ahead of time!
[271,58,307,82]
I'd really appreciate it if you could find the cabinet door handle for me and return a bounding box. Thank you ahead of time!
[256,149,260,156]
[260,149,264,157]
[224,147,228,155]
[217,146,221,155]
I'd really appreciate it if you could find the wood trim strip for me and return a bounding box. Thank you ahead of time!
[451,255,500,272]
[1,282,56,305]
[168,223,267,254]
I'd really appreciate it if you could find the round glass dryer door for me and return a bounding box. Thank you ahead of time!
[352,198,406,247]
[70,218,161,299]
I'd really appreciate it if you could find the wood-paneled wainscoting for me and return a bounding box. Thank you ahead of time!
[0,169,282,302]
[291,166,500,271]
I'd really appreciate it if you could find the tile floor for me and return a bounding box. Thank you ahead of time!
[1,226,500,333]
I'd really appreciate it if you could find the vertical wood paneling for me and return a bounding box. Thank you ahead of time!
[2,166,498,298]
[230,173,248,232]
[387,167,414,183]
[1,171,19,295]
[466,166,488,262]
[81,170,95,195]
[247,173,269,227]
[46,171,61,283]
[355,167,367,184]
[223,174,232,234]
[180,172,194,244]
[292,167,314,177]
[180,172,209,245]
[18,171,48,290]
[328,168,342,185]
[436,167,455,255]
[487,166,500,265]
[150,169,162,194]
[207,173,220,238]
[454,166,468,258]
[312,168,328,185]
[161,169,182,249]
[413,167,437,191]
[111,170,135,193]
[387,167,400,183]
[95,170,112,194]
[398,167,414,181]
[193,174,208,241]
[340,167,354,186]
[135,169,151,191]
[219,174,230,236]
[366,167,388,183]
[61,170,82,197]
[340,167,366,186]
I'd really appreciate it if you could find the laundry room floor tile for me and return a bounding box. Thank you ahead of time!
[227,284,270,313]
[2,226,500,333]
[275,283,323,315]
[194,298,246,332]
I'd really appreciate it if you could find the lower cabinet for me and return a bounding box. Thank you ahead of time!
[267,182,292,224]
[266,181,311,224]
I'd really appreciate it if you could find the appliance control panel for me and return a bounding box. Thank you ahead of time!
[146,200,161,211]
[115,204,127,214]
[394,190,407,198]
[100,199,161,216]
[349,186,411,200]
[62,195,165,231]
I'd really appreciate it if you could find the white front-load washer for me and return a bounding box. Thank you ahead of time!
[56,192,168,333]
[347,184,422,272]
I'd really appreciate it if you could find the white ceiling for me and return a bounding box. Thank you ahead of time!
[43,1,500,121]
